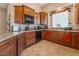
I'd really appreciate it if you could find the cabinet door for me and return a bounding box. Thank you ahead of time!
[75,4,79,23]
[17,33,26,55]
[50,31,58,43]
[8,37,16,56]
[56,31,65,45]
[0,40,10,56]
[44,30,52,41]
[44,30,57,42]
[44,30,49,40]
[71,32,78,48]
[26,32,36,47]
[39,12,48,24]
[73,32,79,49]
[14,6,23,24]
[0,37,16,56]
[77,38,79,49]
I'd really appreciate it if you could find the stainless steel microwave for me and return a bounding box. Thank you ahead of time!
[24,15,34,24]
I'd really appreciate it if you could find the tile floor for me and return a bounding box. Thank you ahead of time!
[21,40,79,56]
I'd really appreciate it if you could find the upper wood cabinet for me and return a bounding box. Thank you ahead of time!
[23,5,35,17]
[14,6,23,24]
[14,5,35,24]
[75,4,79,24]
[39,12,48,24]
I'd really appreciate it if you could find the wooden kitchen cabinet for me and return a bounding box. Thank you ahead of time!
[56,31,65,45]
[26,32,36,47]
[23,5,35,17]
[70,32,78,48]
[65,32,79,49]
[39,12,48,24]
[43,30,51,40]
[0,37,16,56]
[44,31,71,46]
[43,30,53,41]
[50,31,59,43]
[43,30,79,49]
[17,33,26,55]
[71,32,79,49]
[43,30,58,43]
[14,6,23,24]
[14,5,35,24]
[76,35,79,49]
[75,4,79,24]
[44,31,65,44]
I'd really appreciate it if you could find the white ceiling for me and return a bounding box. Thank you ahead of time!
[0,3,72,9]
[32,3,47,7]
[37,3,47,6]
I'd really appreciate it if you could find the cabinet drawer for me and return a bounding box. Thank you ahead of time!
[26,32,35,37]
[26,32,36,46]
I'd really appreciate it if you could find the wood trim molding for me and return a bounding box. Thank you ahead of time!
[50,7,71,16]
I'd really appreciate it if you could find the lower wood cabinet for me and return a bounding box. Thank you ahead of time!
[26,32,36,47]
[71,32,79,49]
[76,35,79,49]
[56,31,65,45]
[43,30,51,41]
[43,30,56,42]
[17,33,26,55]
[43,30,79,49]
[0,31,36,56]
[65,32,79,49]
[1,30,79,56]
[0,37,16,56]
[43,30,65,45]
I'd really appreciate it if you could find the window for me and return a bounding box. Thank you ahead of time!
[52,11,69,28]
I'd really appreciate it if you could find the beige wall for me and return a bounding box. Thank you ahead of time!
[0,8,7,33]
[41,3,75,29]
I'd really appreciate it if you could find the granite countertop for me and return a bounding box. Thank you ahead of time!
[0,29,79,43]
[0,29,43,43]
[46,29,79,32]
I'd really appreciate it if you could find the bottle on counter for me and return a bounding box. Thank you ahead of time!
[68,23,72,30]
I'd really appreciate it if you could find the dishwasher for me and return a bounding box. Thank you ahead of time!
[36,31,42,42]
